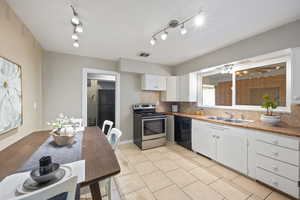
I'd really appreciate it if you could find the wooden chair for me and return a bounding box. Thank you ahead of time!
[104,128,122,200]
[101,120,114,136]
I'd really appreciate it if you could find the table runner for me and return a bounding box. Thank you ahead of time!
[17,132,83,172]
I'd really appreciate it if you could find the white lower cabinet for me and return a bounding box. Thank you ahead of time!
[216,126,247,174]
[192,120,247,174]
[192,119,300,198]
[192,120,214,158]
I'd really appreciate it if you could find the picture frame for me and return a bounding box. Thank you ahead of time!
[0,56,23,135]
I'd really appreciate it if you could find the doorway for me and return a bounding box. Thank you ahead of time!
[82,68,120,128]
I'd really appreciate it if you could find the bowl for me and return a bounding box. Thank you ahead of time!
[30,163,60,184]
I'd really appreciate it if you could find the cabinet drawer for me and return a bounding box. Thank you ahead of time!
[256,131,300,150]
[256,141,299,166]
[256,167,299,198]
[256,154,299,181]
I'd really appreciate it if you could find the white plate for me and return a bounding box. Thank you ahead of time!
[16,166,72,195]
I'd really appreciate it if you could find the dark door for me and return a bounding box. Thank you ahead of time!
[97,89,115,128]
[175,116,192,150]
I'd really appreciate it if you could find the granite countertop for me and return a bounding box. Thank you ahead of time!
[163,112,300,138]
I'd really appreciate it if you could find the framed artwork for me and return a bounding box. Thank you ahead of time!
[0,57,22,134]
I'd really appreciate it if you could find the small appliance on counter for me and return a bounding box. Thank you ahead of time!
[171,104,179,113]
[133,104,167,150]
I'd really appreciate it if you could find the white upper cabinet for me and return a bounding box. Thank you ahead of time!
[291,47,300,104]
[161,76,179,102]
[141,74,166,91]
[178,72,197,102]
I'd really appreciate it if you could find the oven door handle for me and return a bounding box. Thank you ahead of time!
[142,117,166,121]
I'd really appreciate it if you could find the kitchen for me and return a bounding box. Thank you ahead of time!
[1,1,300,200]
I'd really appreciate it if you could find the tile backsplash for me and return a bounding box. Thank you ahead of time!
[159,101,300,128]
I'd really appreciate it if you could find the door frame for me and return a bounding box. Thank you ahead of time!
[82,68,120,128]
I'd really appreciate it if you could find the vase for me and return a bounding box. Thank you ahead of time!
[260,114,281,126]
[50,127,75,146]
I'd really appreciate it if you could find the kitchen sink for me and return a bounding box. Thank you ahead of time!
[205,116,253,124]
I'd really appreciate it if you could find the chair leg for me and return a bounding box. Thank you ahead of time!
[107,178,111,200]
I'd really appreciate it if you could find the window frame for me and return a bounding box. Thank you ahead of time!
[197,56,292,113]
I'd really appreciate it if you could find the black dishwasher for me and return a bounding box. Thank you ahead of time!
[174,116,192,150]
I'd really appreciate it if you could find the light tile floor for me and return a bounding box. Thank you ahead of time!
[80,143,295,200]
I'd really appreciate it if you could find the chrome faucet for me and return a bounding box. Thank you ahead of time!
[241,114,245,120]
[225,112,234,119]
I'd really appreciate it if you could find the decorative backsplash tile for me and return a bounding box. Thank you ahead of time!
[177,102,300,128]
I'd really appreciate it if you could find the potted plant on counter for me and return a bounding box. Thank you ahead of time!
[260,95,280,126]
[47,113,82,146]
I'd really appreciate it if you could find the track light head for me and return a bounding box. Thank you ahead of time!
[150,37,156,46]
[75,23,83,33]
[73,41,79,48]
[72,32,79,40]
[194,13,205,27]
[161,31,168,40]
[180,24,187,35]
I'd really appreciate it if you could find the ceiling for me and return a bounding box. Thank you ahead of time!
[7,0,300,66]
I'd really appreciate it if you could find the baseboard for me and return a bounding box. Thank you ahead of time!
[119,140,133,144]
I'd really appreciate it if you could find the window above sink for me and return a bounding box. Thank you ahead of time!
[197,50,292,113]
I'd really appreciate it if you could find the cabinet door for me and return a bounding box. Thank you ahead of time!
[161,76,178,101]
[167,115,174,143]
[217,127,247,174]
[192,120,200,152]
[292,47,300,104]
[178,73,197,102]
[142,74,166,91]
[193,121,215,158]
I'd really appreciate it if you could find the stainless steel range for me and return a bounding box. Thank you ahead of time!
[133,104,167,150]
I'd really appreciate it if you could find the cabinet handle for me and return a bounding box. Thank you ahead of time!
[272,140,279,145]
[272,166,279,172]
[272,152,279,157]
[273,181,279,187]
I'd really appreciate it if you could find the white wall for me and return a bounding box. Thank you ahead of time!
[119,58,172,75]
[174,19,300,74]
[42,51,171,142]
[0,1,43,150]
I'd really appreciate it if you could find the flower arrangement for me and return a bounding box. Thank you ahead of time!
[47,113,81,136]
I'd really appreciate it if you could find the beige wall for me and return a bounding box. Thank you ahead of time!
[42,51,171,142]
[0,1,43,150]
[174,19,300,75]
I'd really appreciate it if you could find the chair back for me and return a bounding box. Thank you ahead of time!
[102,120,114,135]
[107,128,122,150]
[16,176,77,200]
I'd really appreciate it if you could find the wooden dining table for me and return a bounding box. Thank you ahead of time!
[0,127,120,200]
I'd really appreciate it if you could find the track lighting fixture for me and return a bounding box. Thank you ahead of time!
[149,10,205,46]
[70,5,83,48]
